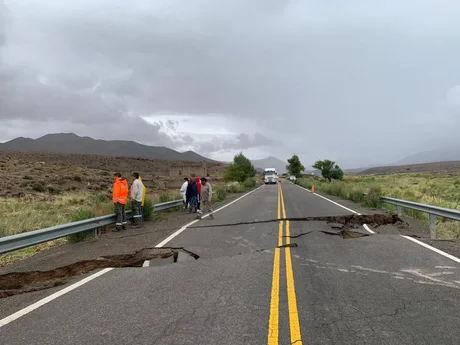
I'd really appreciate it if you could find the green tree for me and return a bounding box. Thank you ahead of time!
[312,159,344,182]
[286,154,305,178]
[224,152,256,182]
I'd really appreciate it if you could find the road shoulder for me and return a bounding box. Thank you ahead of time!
[291,180,460,264]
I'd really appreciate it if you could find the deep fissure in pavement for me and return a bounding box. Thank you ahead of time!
[189,214,403,230]
[0,214,403,299]
[320,230,372,239]
[0,247,199,298]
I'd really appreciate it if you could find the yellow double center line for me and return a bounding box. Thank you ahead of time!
[267,183,303,345]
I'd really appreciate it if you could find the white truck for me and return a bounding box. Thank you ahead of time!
[264,168,278,184]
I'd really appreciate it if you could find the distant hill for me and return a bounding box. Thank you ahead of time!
[394,146,460,165]
[0,133,214,162]
[360,161,460,175]
[250,156,288,174]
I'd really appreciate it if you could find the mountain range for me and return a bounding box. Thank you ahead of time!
[0,134,290,170]
[0,133,214,162]
[393,146,460,166]
[1,133,458,172]
[249,156,288,174]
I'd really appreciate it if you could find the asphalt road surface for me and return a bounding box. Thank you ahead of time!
[2,182,460,344]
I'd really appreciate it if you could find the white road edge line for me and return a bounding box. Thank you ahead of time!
[0,184,266,328]
[362,224,375,234]
[0,268,113,327]
[400,235,460,264]
[293,184,361,215]
[292,183,377,234]
[293,182,460,260]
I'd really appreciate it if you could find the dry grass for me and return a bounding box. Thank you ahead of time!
[297,172,460,239]
[0,180,257,266]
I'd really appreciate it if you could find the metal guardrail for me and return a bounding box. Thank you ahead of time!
[381,196,460,239]
[153,199,184,212]
[0,199,184,255]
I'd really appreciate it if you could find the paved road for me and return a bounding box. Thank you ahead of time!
[2,182,460,344]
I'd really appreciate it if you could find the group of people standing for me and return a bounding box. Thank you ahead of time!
[180,176,214,220]
[112,172,146,231]
[112,173,214,232]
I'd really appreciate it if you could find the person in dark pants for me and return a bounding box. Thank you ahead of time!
[130,172,144,228]
[113,172,128,231]
[195,176,202,214]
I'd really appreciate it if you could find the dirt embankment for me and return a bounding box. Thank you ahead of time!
[0,151,226,198]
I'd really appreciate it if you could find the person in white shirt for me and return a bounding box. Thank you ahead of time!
[130,172,145,227]
[180,177,189,209]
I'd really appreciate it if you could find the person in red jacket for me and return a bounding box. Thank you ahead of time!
[195,176,202,214]
[113,172,129,231]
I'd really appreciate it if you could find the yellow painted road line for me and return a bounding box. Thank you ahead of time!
[280,184,303,344]
[285,220,303,345]
[279,183,287,219]
[267,247,281,345]
[268,186,283,344]
[269,183,302,345]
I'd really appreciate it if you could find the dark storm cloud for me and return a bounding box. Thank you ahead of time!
[1,1,460,165]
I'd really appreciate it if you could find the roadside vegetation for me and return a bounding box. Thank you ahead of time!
[0,157,260,266]
[0,191,178,266]
[286,154,305,178]
[217,152,258,200]
[296,173,460,239]
[285,155,460,240]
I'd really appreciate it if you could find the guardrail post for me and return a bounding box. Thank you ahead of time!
[429,214,436,239]
[396,205,402,217]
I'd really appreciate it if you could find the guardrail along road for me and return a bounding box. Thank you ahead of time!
[2,181,460,344]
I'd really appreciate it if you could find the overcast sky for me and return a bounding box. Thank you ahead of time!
[1,1,460,168]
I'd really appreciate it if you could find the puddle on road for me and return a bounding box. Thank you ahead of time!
[0,247,199,299]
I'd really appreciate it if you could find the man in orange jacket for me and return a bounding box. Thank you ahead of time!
[113,172,129,231]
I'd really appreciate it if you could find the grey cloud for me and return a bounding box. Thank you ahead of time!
[196,132,274,153]
[1,1,460,165]
[221,133,275,151]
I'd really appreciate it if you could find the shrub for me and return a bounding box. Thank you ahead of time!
[31,183,46,193]
[226,183,246,193]
[67,209,95,243]
[243,177,256,189]
[92,193,108,204]
[212,187,227,202]
[348,188,365,203]
[47,186,62,195]
[364,187,383,209]
[159,192,171,203]
[322,182,348,199]
[72,175,83,182]
[143,197,154,221]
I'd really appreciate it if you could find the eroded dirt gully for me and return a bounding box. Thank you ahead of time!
[0,247,199,299]
[0,214,405,299]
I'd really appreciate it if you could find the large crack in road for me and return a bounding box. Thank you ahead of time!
[0,247,199,299]
[189,213,403,230]
[0,214,404,299]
